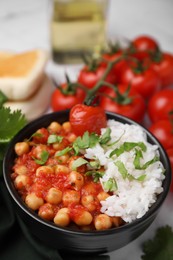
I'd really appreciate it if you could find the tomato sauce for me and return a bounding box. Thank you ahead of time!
[12,120,123,231]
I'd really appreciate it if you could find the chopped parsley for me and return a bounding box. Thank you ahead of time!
[99,127,111,145]
[33,150,49,165]
[110,141,147,158]
[0,107,27,174]
[103,178,118,192]
[141,225,173,260]
[134,149,159,170]
[86,170,105,182]
[55,147,72,157]
[71,157,88,170]
[73,131,99,154]
[0,107,27,143]
[47,134,63,144]
[115,160,128,179]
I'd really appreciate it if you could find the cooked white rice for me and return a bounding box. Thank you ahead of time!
[84,120,165,223]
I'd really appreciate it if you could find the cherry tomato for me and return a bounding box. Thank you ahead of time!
[150,52,173,88]
[149,120,173,150]
[128,50,151,63]
[148,89,173,123]
[51,83,85,112]
[70,104,107,136]
[119,61,161,99]
[78,62,116,91]
[131,35,159,52]
[166,148,173,192]
[100,84,146,123]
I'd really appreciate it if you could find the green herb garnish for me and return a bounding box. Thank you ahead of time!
[134,149,159,170]
[71,157,88,170]
[86,170,105,182]
[33,150,49,165]
[55,147,72,157]
[73,131,99,154]
[99,128,111,145]
[0,90,8,106]
[141,225,173,260]
[115,160,128,179]
[47,134,63,144]
[110,141,147,158]
[88,159,101,169]
[103,178,118,192]
[0,107,27,143]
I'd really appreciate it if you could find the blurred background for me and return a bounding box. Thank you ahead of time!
[0,0,173,55]
[1,0,173,82]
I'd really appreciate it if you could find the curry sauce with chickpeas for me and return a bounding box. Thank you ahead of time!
[11,120,123,231]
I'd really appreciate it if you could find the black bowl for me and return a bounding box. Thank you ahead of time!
[3,110,171,255]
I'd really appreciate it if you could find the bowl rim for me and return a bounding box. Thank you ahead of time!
[3,110,172,236]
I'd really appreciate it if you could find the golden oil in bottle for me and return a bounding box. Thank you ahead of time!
[51,0,109,64]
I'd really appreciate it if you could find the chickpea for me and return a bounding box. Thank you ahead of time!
[67,133,77,143]
[25,193,44,210]
[68,171,84,191]
[54,165,69,175]
[62,121,71,133]
[46,187,62,204]
[62,190,80,206]
[52,141,66,151]
[15,142,30,156]
[48,121,62,133]
[82,183,96,196]
[112,216,123,227]
[54,208,70,227]
[73,210,93,226]
[14,175,29,189]
[94,214,112,230]
[56,154,69,164]
[38,203,55,220]
[97,191,110,201]
[81,195,98,212]
[36,166,54,177]
[32,144,47,159]
[15,165,28,175]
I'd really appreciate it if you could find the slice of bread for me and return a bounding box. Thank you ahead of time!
[4,75,53,121]
[0,49,48,101]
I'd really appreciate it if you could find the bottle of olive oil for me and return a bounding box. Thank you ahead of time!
[51,0,109,64]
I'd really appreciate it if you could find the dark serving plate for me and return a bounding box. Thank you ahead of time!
[3,110,171,255]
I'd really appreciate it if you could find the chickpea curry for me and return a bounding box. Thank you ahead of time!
[11,120,123,231]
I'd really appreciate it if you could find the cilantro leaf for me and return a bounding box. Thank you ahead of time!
[141,226,173,260]
[88,159,101,169]
[115,160,128,179]
[86,170,105,182]
[0,107,27,143]
[71,157,88,170]
[47,134,63,144]
[110,142,147,158]
[103,178,118,192]
[0,107,27,176]
[134,149,159,170]
[55,146,72,157]
[137,174,146,181]
[0,90,8,107]
[33,150,49,165]
[99,128,111,145]
[73,131,99,154]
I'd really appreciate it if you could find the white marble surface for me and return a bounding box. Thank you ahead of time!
[0,0,173,259]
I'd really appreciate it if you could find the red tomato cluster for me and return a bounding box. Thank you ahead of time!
[50,35,173,191]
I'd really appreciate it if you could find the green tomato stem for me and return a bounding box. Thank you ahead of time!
[84,56,124,105]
